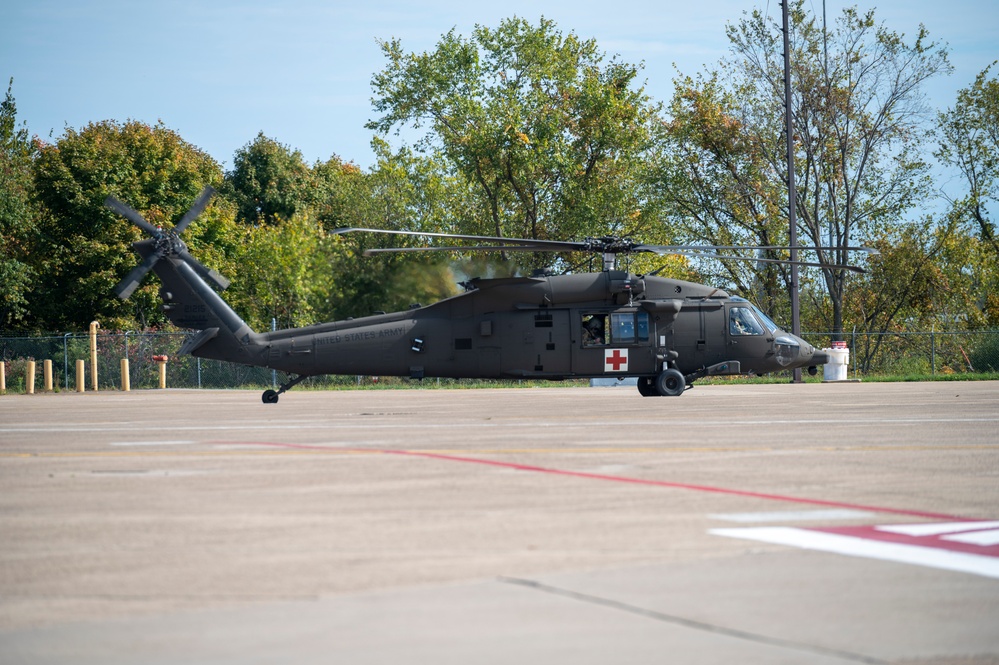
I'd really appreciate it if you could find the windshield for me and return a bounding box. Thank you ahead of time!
[752,307,779,333]
[729,307,765,336]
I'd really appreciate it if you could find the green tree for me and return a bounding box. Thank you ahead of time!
[652,74,790,315]
[316,139,459,320]
[226,132,311,226]
[0,78,38,331]
[227,213,333,330]
[31,120,234,331]
[937,62,999,259]
[655,2,950,333]
[368,17,661,272]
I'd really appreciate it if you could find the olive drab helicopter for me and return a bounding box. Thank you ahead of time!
[107,187,874,403]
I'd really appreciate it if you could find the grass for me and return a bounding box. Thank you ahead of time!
[3,372,998,395]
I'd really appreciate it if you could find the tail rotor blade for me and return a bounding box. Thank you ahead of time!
[177,249,231,291]
[105,196,160,237]
[173,186,216,234]
[114,248,161,299]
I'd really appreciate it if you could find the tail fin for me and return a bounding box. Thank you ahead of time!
[108,189,265,364]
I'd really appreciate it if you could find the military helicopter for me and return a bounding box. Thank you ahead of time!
[107,187,873,403]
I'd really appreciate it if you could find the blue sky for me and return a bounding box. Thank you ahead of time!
[3,0,997,180]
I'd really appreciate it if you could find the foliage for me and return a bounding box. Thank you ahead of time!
[368,17,662,273]
[312,139,461,319]
[30,120,234,331]
[226,213,333,330]
[225,132,312,226]
[0,12,991,349]
[655,2,950,332]
[0,78,37,331]
[839,218,957,370]
[652,73,790,315]
[969,333,999,372]
[936,61,999,259]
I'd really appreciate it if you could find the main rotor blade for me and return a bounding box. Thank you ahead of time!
[115,246,162,299]
[335,228,878,256]
[673,251,866,273]
[177,248,231,291]
[333,227,586,251]
[173,186,216,234]
[365,245,865,272]
[105,196,161,237]
[637,244,879,255]
[361,244,569,257]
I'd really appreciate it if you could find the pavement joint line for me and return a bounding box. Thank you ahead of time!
[497,577,889,665]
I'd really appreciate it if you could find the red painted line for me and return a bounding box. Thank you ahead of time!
[810,525,999,557]
[212,440,973,522]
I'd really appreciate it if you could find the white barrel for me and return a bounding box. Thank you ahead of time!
[823,347,850,381]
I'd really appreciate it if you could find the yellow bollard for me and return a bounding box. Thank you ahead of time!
[89,321,100,392]
[43,359,53,392]
[1,361,5,393]
[120,358,130,391]
[76,359,85,393]
[153,355,168,389]
[26,360,36,395]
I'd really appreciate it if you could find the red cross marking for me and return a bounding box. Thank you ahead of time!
[605,349,628,371]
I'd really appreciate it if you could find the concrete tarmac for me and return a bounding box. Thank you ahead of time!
[1,381,997,664]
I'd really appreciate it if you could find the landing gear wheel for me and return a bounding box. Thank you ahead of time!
[261,374,310,404]
[655,368,686,397]
[637,378,659,397]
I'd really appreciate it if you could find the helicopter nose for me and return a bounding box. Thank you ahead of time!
[775,334,827,369]
[795,336,827,365]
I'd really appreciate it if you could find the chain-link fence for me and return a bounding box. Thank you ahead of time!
[801,330,999,377]
[2,328,997,393]
[0,331,505,392]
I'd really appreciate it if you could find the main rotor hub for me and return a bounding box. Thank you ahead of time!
[582,237,638,254]
[154,231,186,256]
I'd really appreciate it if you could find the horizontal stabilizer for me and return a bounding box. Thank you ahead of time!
[179,327,219,356]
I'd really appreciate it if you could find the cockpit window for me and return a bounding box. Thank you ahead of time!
[730,307,765,336]
[752,307,779,333]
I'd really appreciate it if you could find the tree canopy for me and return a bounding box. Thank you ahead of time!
[0,11,994,350]
[368,17,663,272]
[0,78,37,329]
[654,1,951,333]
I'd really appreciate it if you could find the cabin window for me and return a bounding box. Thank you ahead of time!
[583,311,649,346]
[581,314,607,346]
[610,311,650,344]
[730,307,765,336]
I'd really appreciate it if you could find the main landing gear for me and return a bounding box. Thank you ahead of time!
[637,368,689,397]
[261,374,309,404]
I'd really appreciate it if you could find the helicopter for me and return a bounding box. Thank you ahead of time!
[106,187,874,403]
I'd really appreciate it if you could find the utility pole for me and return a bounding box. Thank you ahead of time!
[781,0,803,383]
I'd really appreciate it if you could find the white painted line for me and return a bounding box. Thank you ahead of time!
[110,440,198,447]
[710,526,999,579]
[875,521,999,537]
[4,416,999,434]
[943,528,999,546]
[710,509,875,523]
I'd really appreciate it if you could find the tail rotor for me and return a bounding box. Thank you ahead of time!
[107,186,230,299]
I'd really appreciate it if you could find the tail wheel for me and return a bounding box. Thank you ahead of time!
[262,389,279,404]
[655,368,686,397]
